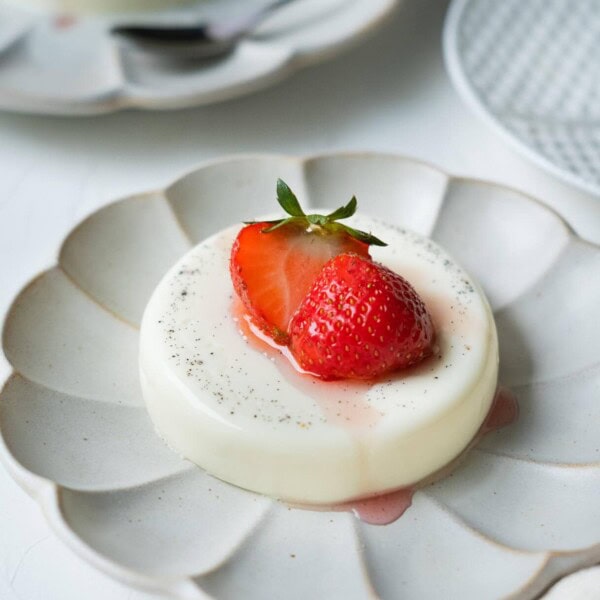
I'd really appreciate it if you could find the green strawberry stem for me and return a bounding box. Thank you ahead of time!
[246,179,387,247]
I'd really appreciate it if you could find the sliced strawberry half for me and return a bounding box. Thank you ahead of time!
[230,180,385,344]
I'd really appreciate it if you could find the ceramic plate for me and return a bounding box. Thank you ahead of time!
[1,153,599,599]
[0,0,397,115]
[444,0,600,197]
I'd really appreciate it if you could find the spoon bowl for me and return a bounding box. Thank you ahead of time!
[111,0,296,59]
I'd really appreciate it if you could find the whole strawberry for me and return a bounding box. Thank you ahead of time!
[289,253,435,380]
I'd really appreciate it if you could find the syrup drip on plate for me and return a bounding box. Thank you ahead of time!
[336,488,415,525]
[480,387,519,434]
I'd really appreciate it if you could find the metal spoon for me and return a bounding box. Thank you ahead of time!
[111,0,297,59]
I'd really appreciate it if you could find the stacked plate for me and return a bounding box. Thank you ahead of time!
[0,0,397,114]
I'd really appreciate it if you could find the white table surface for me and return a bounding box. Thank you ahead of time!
[1,1,599,598]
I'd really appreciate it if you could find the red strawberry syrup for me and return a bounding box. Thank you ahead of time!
[338,488,416,525]
[233,302,519,525]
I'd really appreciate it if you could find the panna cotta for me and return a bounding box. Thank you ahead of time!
[139,215,499,504]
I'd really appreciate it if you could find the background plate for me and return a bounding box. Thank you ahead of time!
[1,153,599,598]
[444,0,600,197]
[0,0,397,115]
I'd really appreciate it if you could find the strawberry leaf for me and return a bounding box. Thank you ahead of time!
[276,179,305,217]
[248,179,387,247]
[306,214,328,226]
[261,216,303,233]
[338,224,387,247]
[326,196,357,221]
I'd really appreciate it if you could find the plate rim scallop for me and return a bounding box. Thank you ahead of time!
[443,0,600,198]
[0,151,599,600]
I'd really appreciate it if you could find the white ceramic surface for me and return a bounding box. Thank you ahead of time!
[444,0,600,197]
[1,153,599,599]
[0,0,397,115]
[543,566,600,599]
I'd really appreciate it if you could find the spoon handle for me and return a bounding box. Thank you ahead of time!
[208,0,298,40]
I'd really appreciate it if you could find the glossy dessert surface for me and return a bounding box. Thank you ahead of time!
[139,215,499,504]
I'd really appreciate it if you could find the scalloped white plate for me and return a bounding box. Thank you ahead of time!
[444,0,600,197]
[0,0,397,115]
[1,153,600,599]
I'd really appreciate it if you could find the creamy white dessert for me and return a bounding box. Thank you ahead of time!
[140,216,499,504]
